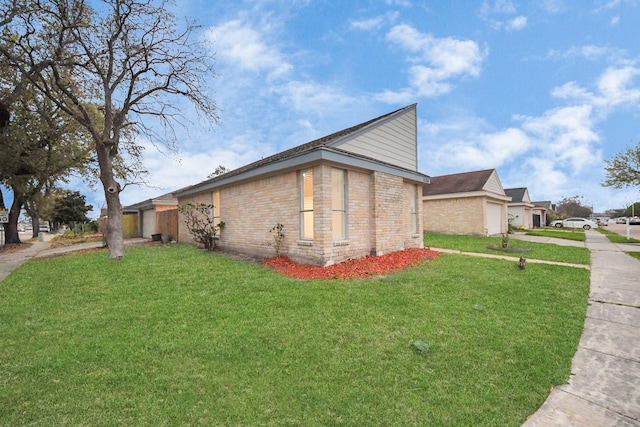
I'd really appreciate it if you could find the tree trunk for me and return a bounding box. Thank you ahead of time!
[96,143,125,258]
[4,193,23,244]
[24,201,40,240]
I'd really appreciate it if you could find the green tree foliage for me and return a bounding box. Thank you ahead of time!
[0,70,92,243]
[624,202,640,218]
[603,143,640,189]
[556,195,592,218]
[207,165,229,179]
[50,190,93,230]
[0,0,218,258]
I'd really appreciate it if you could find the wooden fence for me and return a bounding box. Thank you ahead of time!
[156,209,178,241]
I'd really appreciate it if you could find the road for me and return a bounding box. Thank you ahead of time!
[601,221,640,240]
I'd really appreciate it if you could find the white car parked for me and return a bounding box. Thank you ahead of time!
[550,217,598,230]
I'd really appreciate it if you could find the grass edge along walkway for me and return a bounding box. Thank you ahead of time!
[431,247,590,270]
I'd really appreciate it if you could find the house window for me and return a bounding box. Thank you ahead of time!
[212,191,221,224]
[332,168,347,240]
[300,169,314,239]
[410,185,418,234]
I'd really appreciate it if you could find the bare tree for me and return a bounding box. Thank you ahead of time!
[0,0,218,258]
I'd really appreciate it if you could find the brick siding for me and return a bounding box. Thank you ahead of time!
[178,163,423,265]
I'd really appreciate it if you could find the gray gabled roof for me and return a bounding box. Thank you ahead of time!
[422,169,495,196]
[504,188,527,203]
[175,104,428,198]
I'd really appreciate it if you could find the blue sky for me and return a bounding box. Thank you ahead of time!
[51,0,640,215]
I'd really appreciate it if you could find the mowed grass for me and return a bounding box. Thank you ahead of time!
[424,232,591,265]
[0,244,590,426]
[524,229,586,242]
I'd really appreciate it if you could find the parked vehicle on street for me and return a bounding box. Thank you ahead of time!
[550,217,599,230]
[39,224,50,232]
[630,217,640,225]
[616,217,628,224]
[594,218,608,226]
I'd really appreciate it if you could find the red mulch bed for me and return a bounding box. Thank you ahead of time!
[263,248,440,280]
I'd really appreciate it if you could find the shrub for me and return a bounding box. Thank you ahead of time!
[178,203,225,251]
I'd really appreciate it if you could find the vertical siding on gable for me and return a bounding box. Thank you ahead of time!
[482,171,506,196]
[334,108,417,171]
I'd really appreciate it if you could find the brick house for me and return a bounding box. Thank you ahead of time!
[504,187,536,229]
[174,104,430,266]
[422,169,510,236]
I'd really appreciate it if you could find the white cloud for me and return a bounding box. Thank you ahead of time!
[480,0,516,16]
[349,16,386,31]
[506,15,527,31]
[383,24,485,98]
[208,19,293,80]
[540,0,566,14]
[385,0,413,6]
[548,44,625,61]
[596,66,640,107]
[517,105,601,173]
[349,12,399,31]
[275,80,357,114]
[551,65,640,111]
[480,0,527,30]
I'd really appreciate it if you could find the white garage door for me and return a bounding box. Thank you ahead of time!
[141,209,156,238]
[486,203,503,236]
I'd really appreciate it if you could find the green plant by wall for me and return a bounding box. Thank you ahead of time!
[178,203,225,251]
[269,223,285,256]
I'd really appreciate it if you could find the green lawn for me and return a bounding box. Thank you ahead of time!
[424,232,591,265]
[524,229,586,242]
[0,244,590,426]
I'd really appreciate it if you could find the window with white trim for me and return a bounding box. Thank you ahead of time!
[300,169,314,239]
[212,191,221,224]
[410,185,418,234]
[332,168,347,240]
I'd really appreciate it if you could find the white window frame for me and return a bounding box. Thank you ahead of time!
[299,169,314,240]
[332,168,347,241]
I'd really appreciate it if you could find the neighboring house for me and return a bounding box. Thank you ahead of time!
[174,104,429,266]
[504,188,536,229]
[422,169,510,236]
[532,201,555,226]
[124,192,179,239]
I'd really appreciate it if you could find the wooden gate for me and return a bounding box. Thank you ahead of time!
[156,209,178,241]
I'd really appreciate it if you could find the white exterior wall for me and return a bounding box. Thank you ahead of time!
[141,208,156,238]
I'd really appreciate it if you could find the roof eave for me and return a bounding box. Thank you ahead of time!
[175,146,429,198]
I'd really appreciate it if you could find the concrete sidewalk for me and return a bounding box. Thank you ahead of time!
[523,230,640,426]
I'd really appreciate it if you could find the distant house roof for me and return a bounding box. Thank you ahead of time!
[422,169,497,196]
[175,104,429,198]
[532,201,554,212]
[504,188,528,203]
[124,192,178,211]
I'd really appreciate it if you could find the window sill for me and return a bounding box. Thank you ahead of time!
[411,234,421,239]
[333,240,349,247]
[297,240,313,247]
